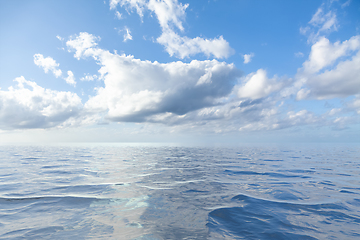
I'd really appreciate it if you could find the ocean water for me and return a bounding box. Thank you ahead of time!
[0,143,359,239]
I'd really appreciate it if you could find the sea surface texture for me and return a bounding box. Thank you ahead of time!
[0,143,359,239]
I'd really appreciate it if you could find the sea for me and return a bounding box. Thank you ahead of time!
[0,143,359,239]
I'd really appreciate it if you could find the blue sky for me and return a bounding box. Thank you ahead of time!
[0,0,359,143]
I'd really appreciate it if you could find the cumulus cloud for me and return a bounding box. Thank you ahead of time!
[236,69,284,100]
[147,0,188,31]
[296,35,360,99]
[294,2,360,101]
[63,32,339,133]
[33,54,62,78]
[243,53,254,64]
[66,32,101,60]
[110,0,233,59]
[302,36,360,74]
[303,51,360,99]
[66,32,240,122]
[0,76,82,129]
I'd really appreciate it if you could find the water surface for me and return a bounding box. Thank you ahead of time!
[0,143,359,239]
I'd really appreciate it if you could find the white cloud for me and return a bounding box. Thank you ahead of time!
[110,0,233,59]
[67,32,240,122]
[304,50,360,99]
[33,53,78,86]
[296,35,360,100]
[147,0,188,31]
[63,32,335,133]
[302,36,360,74]
[236,69,284,100]
[110,0,146,18]
[60,32,360,134]
[123,27,133,42]
[66,32,101,60]
[243,53,254,64]
[33,54,62,78]
[0,76,82,129]
[65,71,76,86]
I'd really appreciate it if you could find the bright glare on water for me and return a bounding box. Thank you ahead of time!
[0,143,359,239]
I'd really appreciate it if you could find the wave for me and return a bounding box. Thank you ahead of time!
[207,194,360,239]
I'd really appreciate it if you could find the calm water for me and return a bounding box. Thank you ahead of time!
[0,143,359,239]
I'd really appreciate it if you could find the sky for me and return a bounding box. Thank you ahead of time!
[0,0,359,144]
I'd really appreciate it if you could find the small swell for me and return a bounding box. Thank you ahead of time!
[207,194,360,239]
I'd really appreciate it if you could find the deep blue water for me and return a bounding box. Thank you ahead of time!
[0,143,359,239]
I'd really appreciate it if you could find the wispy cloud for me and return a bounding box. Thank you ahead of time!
[115,10,122,19]
[295,52,304,57]
[301,5,339,43]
